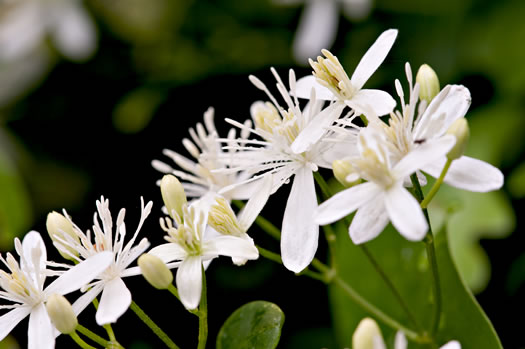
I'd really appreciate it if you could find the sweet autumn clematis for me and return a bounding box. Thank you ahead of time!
[0,231,112,349]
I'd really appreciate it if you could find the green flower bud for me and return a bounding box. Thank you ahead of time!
[416,64,440,103]
[332,159,361,188]
[46,211,80,260]
[160,175,187,219]
[352,317,384,349]
[46,294,78,334]
[138,254,173,290]
[446,118,470,160]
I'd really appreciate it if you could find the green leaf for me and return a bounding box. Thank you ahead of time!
[508,161,525,198]
[329,222,502,348]
[216,301,285,349]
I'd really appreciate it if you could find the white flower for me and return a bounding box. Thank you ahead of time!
[369,63,503,192]
[218,68,349,272]
[315,127,455,243]
[149,202,259,310]
[295,29,397,117]
[0,231,112,349]
[50,196,153,325]
[152,107,259,206]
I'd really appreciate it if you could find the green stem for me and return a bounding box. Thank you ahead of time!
[130,301,180,349]
[410,174,443,338]
[76,324,108,347]
[167,284,181,302]
[420,159,453,209]
[257,245,283,264]
[70,330,97,349]
[92,298,120,346]
[233,200,280,239]
[197,266,208,349]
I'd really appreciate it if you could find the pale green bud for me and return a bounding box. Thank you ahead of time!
[160,175,187,219]
[446,118,470,160]
[416,64,440,103]
[138,254,173,290]
[46,211,80,260]
[352,317,384,349]
[332,159,361,188]
[46,294,78,334]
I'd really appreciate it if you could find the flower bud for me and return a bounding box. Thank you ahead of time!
[416,64,440,103]
[46,211,80,260]
[332,159,361,188]
[46,294,78,334]
[138,254,173,290]
[446,118,469,160]
[160,175,187,219]
[352,317,384,349]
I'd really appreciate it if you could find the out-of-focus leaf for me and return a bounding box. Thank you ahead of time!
[506,252,525,296]
[508,161,525,198]
[329,221,502,348]
[217,301,284,349]
[0,335,20,349]
[282,327,337,349]
[0,145,32,250]
[112,88,165,134]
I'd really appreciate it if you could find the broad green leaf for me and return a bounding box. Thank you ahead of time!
[329,221,502,348]
[217,301,285,349]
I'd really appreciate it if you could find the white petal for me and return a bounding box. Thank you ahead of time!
[291,102,345,153]
[45,251,112,296]
[349,197,389,244]
[344,89,396,116]
[96,278,131,325]
[148,243,188,264]
[281,167,318,272]
[393,136,455,179]
[350,29,398,90]
[315,182,381,225]
[51,1,96,60]
[440,340,461,349]
[72,284,103,317]
[21,231,47,286]
[422,156,503,192]
[28,303,54,349]
[176,256,203,310]
[295,75,335,100]
[414,85,471,140]
[0,306,31,341]
[384,185,427,241]
[203,236,258,260]
[120,266,143,277]
[394,331,408,349]
[238,175,272,231]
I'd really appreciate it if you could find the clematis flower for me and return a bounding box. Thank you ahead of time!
[148,201,259,310]
[0,231,112,349]
[295,29,397,117]
[48,196,153,325]
[315,127,455,244]
[217,68,350,272]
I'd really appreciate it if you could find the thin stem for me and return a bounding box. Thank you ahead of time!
[130,301,180,349]
[92,298,119,345]
[197,266,208,349]
[410,174,442,338]
[167,284,181,302]
[76,324,108,347]
[420,159,453,209]
[257,245,283,264]
[233,200,280,239]
[70,330,97,349]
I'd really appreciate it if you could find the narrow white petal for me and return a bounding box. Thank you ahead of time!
[96,278,131,325]
[344,89,396,116]
[384,185,427,241]
[148,243,188,263]
[422,156,503,192]
[394,331,408,349]
[238,175,272,231]
[21,231,46,284]
[72,284,103,317]
[28,303,54,349]
[393,136,455,179]
[315,182,381,225]
[281,168,318,272]
[0,306,31,341]
[350,29,398,90]
[45,251,112,296]
[176,256,203,310]
[349,197,389,244]
[440,340,461,349]
[291,103,345,153]
[121,266,143,277]
[295,75,335,100]
[292,0,338,64]
[203,236,258,260]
